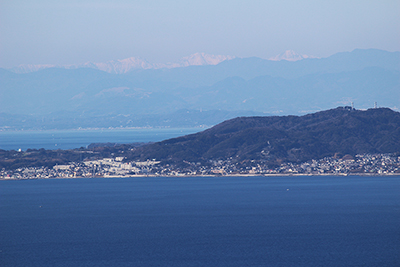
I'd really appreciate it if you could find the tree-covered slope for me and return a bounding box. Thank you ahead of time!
[130,107,400,165]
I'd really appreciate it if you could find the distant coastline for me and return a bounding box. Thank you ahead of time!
[0,125,210,132]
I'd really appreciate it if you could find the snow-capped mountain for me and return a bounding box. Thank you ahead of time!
[177,53,235,67]
[269,50,318,61]
[79,57,153,73]
[150,53,235,69]
[9,53,235,74]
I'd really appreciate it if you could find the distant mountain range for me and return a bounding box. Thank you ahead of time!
[1,48,399,130]
[9,53,236,74]
[8,50,316,74]
[128,107,400,166]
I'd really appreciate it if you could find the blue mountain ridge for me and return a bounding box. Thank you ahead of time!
[0,49,399,129]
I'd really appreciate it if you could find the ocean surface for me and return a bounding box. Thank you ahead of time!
[1,176,399,267]
[0,128,203,151]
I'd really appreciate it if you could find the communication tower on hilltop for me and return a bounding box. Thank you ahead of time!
[374,102,377,109]
[351,102,354,110]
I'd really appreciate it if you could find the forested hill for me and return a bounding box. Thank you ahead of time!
[130,107,400,166]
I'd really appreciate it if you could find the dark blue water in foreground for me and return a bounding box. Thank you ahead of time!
[1,176,399,267]
[0,128,203,151]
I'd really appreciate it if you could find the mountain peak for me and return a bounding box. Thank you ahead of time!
[269,50,317,61]
[179,53,235,67]
[153,53,235,69]
[80,57,153,73]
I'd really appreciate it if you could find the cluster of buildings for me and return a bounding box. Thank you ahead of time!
[262,153,400,175]
[0,157,159,179]
[182,153,400,176]
[1,153,399,180]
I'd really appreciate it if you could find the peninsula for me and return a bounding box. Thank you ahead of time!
[1,107,400,179]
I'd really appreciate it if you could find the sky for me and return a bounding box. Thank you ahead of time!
[0,0,399,68]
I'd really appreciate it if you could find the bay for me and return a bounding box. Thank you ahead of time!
[0,128,203,151]
[1,176,399,267]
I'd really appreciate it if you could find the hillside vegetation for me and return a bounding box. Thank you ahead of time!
[129,107,400,167]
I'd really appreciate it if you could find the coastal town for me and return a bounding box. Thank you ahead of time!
[1,153,399,179]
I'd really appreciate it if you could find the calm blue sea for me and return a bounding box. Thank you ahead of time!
[0,128,203,151]
[1,176,399,267]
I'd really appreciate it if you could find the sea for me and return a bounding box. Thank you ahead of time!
[0,128,204,151]
[1,176,399,267]
[1,130,400,266]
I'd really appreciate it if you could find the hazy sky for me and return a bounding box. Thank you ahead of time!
[1,0,399,68]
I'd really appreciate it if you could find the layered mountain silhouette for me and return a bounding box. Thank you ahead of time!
[128,107,400,166]
[1,49,399,129]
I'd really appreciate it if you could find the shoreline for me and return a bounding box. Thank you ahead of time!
[2,172,399,181]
